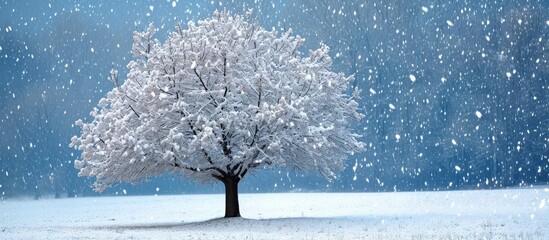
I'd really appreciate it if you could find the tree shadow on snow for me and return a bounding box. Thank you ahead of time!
[91,216,372,233]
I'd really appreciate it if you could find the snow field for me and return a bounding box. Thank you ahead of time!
[0,188,547,239]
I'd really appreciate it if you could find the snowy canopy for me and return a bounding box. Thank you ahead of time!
[70,10,363,191]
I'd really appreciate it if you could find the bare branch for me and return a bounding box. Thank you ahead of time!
[128,105,140,118]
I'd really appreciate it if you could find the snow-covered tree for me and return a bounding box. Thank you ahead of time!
[70,10,363,217]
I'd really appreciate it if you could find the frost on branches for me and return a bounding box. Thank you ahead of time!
[70,10,363,217]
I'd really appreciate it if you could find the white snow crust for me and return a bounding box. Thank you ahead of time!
[1,188,547,239]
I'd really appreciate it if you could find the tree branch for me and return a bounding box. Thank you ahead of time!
[173,155,228,179]
[249,79,262,147]
[223,55,228,98]
[212,173,226,182]
[177,110,228,178]
[220,123,232,158]
[128,105,140,118]
[193,68,219,108]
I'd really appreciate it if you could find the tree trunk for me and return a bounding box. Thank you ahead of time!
[223,177,240,218]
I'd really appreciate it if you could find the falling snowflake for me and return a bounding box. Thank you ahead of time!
[409,74,416,82]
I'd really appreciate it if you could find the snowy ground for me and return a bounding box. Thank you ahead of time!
[1,188,547,239]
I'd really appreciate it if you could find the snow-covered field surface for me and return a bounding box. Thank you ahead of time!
[1,188,547,239]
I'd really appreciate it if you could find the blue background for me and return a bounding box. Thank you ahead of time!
[0,0,548,199]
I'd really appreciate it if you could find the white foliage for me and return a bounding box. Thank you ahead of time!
[70,11,364,191]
